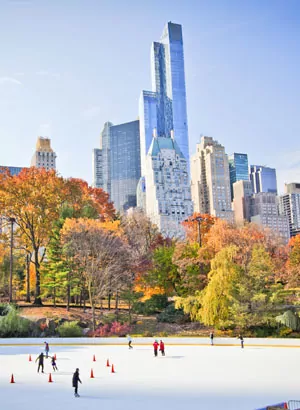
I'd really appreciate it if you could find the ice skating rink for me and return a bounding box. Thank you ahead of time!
[0,342,299,410]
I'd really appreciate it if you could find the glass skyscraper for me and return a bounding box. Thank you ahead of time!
[93,120,141,212]
[250,165,277,195]
[228,153,249,199]
[139,22,189,173]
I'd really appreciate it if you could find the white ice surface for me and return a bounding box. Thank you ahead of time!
[0,343,299,410]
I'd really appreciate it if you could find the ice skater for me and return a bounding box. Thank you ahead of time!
[72,368,82,397]
[127,334,133,349]
[36,352,44,373]
[159,340,165,356]
[238,334,244,349]
[153,340,159,357]
[44,341,49,358]
[210,331,214,346]
[51,356,58,371]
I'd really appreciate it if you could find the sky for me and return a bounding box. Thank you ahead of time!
[0,0,299,193]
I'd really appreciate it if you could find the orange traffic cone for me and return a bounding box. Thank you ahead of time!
[111,364,115,373]
[106,359,110,367]
[29,354,32,362]
[48,373,53,383]
[10,374,15,383]
[93,354,96,362]
[90,369,94,378]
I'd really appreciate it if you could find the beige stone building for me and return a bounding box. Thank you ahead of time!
[232,180,253,226]
[191,136,233,222]
[31,137,56,171]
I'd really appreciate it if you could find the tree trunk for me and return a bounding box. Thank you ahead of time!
[25,253,31,303]
[66,272,70,312]
[33,248,42,306]
[53,286,56,308]
[108,291,111,311]
[115,291,119,321]
[88,281,96,332]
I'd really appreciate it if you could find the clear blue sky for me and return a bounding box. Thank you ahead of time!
[0,0,299,193]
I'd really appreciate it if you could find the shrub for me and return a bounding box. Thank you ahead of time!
[133,295,169,315]
[0,303,13,316]
[278,327,293,338]
[0,309,31,337]
[57,321,83,338]
[89,321,131,337]
[276,310,300,331]
[157,304,190,324]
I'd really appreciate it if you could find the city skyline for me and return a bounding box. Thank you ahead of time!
[0,0,299,193]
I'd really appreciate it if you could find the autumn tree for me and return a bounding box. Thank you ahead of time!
[141,243,180,296]
[285,235,300,288]
[61,218,131,330]
[0,168,68,305]
[181,213,216,245]
[172,242,208,296]
[120,209,164,297]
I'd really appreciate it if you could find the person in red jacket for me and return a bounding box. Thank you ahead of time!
[153,340,159,357]
[159,340,165,356]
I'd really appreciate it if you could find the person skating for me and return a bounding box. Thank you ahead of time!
[159,340,165,356]
[44,341,49,358]
[238,334,244,349]
[72,368,82,397]
[153,340,159,357]
[210,331,214,346]
[36,352,44,373]
[127,334,133,349]
[51,356,58,371]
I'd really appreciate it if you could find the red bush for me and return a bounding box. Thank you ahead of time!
[88,322,131,337]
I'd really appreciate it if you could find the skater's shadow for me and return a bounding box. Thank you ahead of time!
[163,356,184,359]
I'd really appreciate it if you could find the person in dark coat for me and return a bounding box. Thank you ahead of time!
[51,356,58,371]
[36,352,44,373]
[44,342,49,358]
[238,334,244,349]
[72,368,82,397]
[210,331,214,346]
[159,340,165,356]
[153,340,159,357]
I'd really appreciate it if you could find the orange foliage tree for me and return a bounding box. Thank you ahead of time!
[285,235,300,288]
[0,168,68,305]
[181,213,216,245]
[65,178,115,220]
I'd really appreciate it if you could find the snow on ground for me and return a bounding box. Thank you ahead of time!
[0,342,299,410]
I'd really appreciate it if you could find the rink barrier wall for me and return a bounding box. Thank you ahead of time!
[0,337,300,347]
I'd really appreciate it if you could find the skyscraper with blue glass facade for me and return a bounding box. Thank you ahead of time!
[228,153,249,199]
[250,165,278,195]
[139,22,189,173]
[93,120,141,212]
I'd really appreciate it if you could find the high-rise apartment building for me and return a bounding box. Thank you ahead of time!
[232,180,252,225]
[191,136,234,222]
[279,183,300,237]
[93,120,141,212]
[143,131,193,238]
[228,153,249,199]
[31,137,56,170]
[249,165,277,195]
[139,22,189,173]
[250,192,290,242]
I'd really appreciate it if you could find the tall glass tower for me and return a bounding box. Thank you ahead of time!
[93,120,141,212]
[228,153,249,199]
[139,22,189,173]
